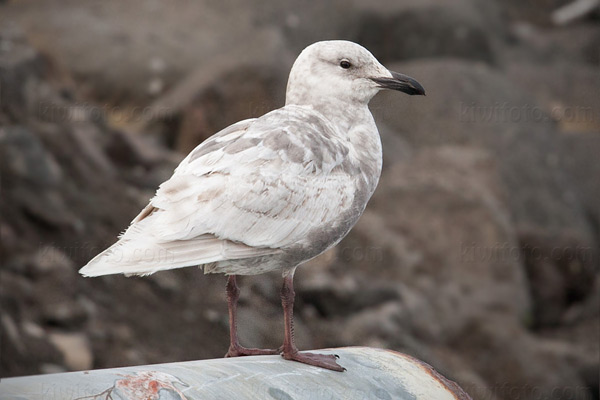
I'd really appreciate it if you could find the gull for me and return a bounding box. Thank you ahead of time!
[80,40,425,371]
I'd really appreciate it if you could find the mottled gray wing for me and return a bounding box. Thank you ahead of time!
[152,106,355,248]
[80,106,356,276]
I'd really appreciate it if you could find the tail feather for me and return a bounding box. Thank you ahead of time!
[79,234,279,277]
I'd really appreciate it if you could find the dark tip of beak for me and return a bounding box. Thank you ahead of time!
[371,71,426,96]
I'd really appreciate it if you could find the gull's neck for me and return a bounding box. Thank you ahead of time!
[286,96,373,134]
[285,94,382,194]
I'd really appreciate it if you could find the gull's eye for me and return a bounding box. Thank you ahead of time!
[340,60,352,69]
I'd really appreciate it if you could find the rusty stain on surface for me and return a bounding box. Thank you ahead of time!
[75,371,188,400]
[385,349,473,400]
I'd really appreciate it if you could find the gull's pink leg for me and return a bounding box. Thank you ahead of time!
[280,275,345,371]
[224,275,280,357]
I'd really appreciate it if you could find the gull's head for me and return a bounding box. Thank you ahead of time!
[286,40,425,107]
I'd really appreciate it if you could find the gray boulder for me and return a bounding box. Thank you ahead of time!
[352,0,505,64]
[370,59,594,241]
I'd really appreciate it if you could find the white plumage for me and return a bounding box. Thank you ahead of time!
[79,40,424,279]
[80,106,359,277]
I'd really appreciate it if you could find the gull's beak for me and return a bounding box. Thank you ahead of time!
[371,71,426,96]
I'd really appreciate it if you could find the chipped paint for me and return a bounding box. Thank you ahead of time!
[384,349,473,400]
[73,371,188,400]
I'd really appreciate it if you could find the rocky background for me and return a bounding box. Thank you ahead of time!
[1,1,599,399]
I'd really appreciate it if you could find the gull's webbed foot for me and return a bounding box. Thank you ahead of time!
[282,350,345,372]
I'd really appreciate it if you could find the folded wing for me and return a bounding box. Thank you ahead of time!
[80,107,355,277]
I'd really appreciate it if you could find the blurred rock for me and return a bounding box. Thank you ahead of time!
[167,64,286,154]
[147,270,182,295]
[499,0,577,26]
[0,126,78,232]
[0,0,293,105]
[48,332,93,371]
[371,59,595,244]
[506,61,600,133]
[539,275,600,376]
[339,146,530,341]
[300,283,403,319]
[335,301,408,345]
[30,246,75,275]
[378,123,414,169]
[0,290,64,376]
[21,321,45,339]
[353,0,505,64]
[558,131,600,235]
[39,364,67,375]
[519,229,597,327]
[0,25,176,260]
[0,24,49,124]
[1,314,25,356]
[41,300,89,329]
[0,127,63,185]
[105,128,182,174]
[0,0,509,108]
[453,320,595,400]
[139,25,290,152]
[0,27,198,377]
[508,23,600,66]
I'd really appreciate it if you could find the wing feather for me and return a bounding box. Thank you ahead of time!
[80,106,357,276]
[79,232,279,277]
